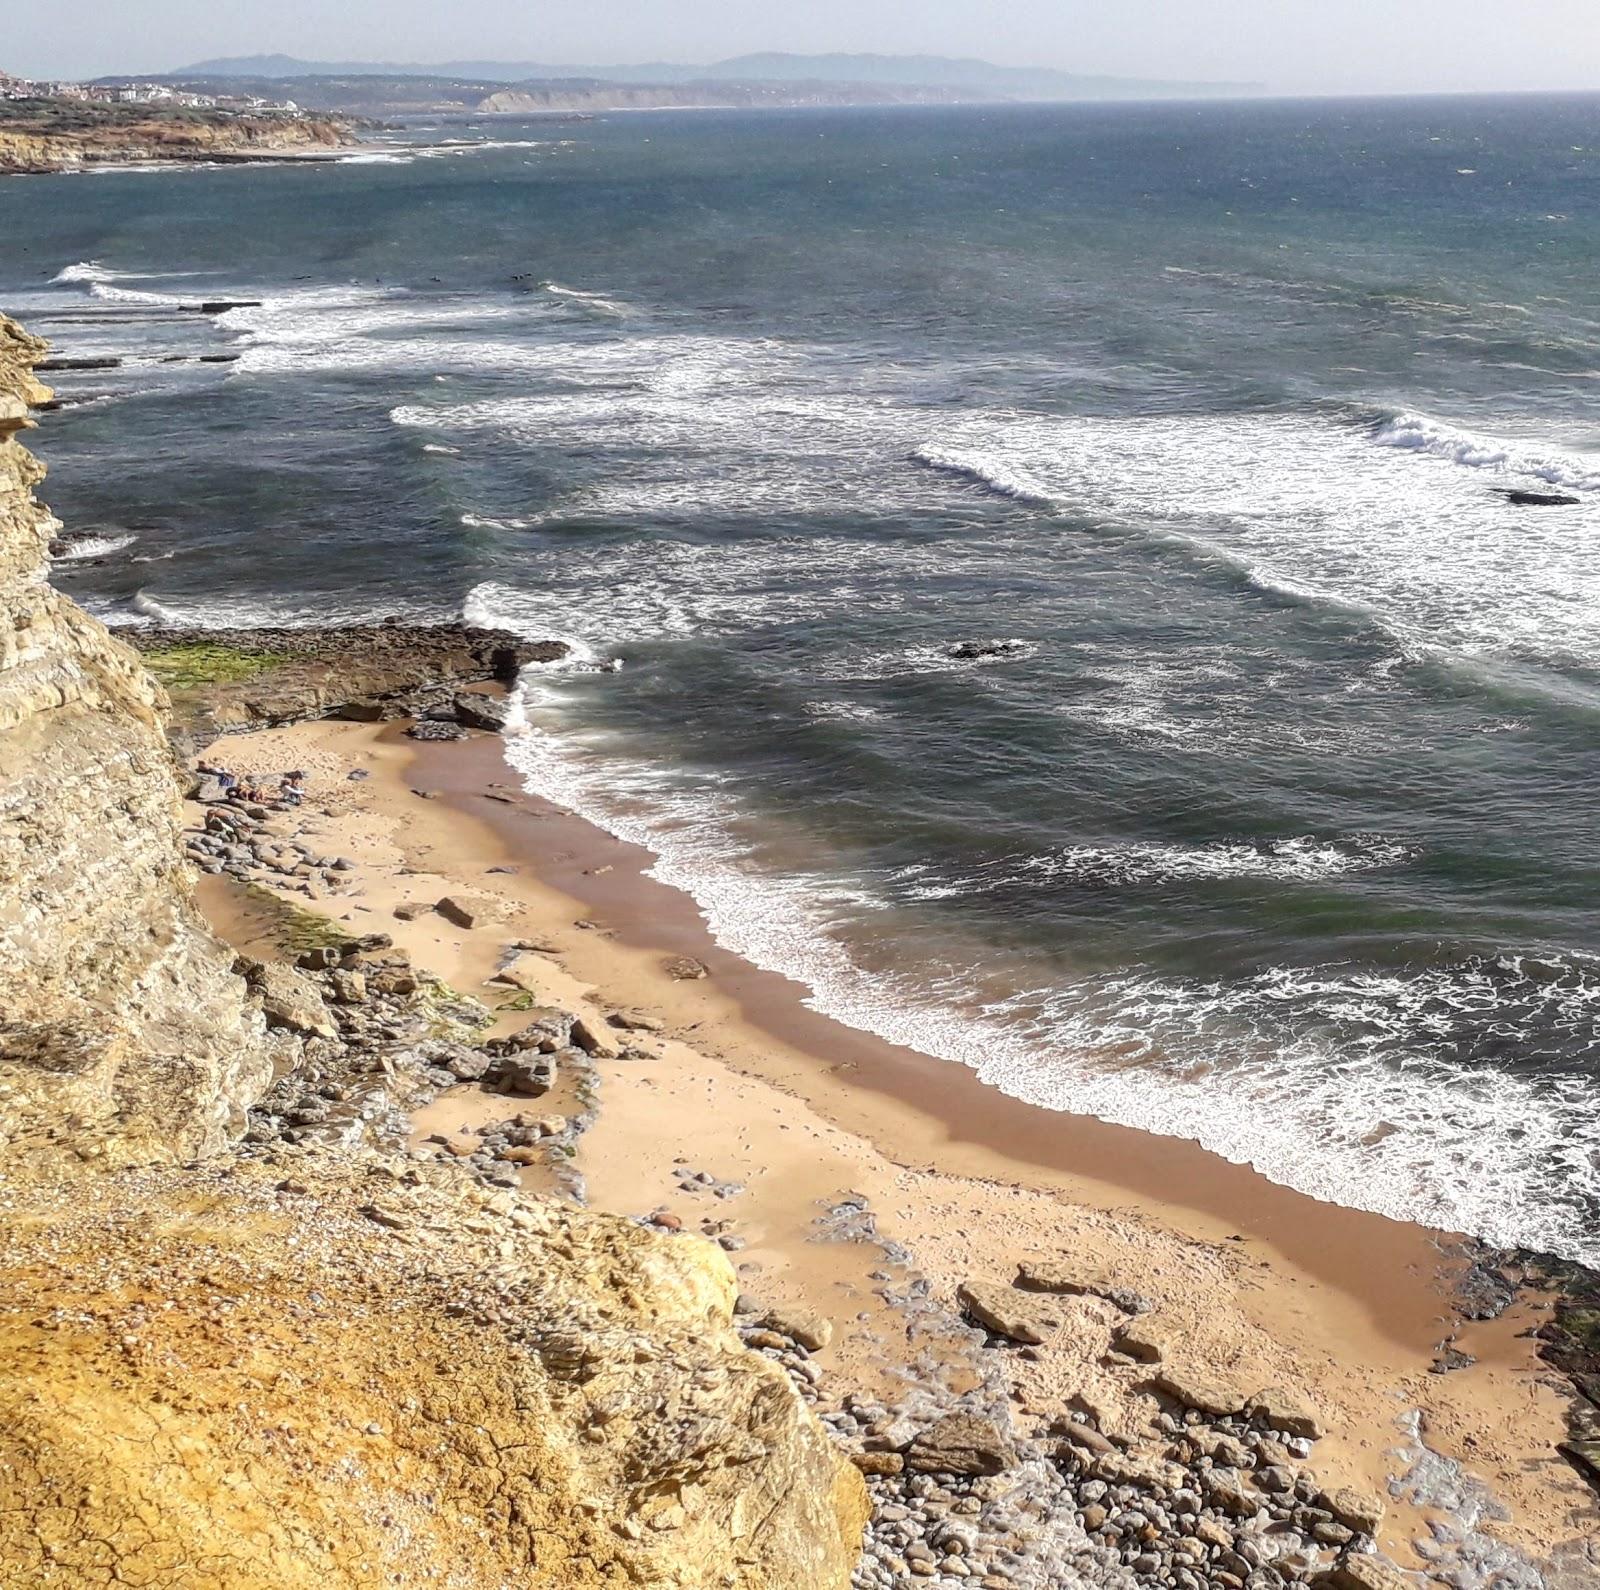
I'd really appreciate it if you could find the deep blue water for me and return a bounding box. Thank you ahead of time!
[5,94,1600,1259]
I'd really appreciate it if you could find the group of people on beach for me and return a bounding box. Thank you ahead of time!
[197,760,307,809]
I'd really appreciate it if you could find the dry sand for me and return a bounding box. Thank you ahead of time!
[195,715,1598,1572]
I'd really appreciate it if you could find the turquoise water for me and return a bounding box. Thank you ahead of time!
[6,94,1600,1258]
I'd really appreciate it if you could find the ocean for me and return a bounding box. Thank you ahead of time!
[5,93,1600,1263]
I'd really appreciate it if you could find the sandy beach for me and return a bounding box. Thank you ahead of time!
[192,710,1598,1577]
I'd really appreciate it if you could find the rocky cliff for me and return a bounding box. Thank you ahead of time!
[0,315,281,1164]
[0,106,353,175]
[0,313,868,1585]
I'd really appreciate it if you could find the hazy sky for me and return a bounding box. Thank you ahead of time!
[11,0,1600,96]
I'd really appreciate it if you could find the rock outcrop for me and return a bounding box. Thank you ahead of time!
[0,315,279,1164]
[0,313,868,1585]
[126,620,566,741]
[0,106,353,176]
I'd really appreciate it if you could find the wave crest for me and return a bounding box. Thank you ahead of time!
[1373,410,1598,492]
[910,445,1060,507]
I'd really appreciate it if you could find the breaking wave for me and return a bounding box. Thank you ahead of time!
[1372,409,1599,492]
[1025,833,1416,886]
[910,445,1060,507]
[493,649,1600,1267]
[51,531,137,561]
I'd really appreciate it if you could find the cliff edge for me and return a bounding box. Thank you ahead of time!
[0,314,281,1164]
[0,313,868,1587]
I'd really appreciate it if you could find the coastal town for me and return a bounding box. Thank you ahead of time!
[0,66,301,114]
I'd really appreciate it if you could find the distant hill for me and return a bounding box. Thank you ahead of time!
[173,54,695,84]
[701,52,1256,99]
[172,51,1261,101]
[107,73,986,118]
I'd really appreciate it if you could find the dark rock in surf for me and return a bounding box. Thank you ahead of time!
[1497,488,1580,506]
[947,639,1030,662]
[36,356,122,372]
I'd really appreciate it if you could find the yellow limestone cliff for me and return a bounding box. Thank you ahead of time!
[0,315,870,1587]
[0,315,282,1164]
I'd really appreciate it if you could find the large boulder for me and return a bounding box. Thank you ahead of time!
[247,961,339,1041]
[906,1413,1015,1476]
[956,1279,1062,1344]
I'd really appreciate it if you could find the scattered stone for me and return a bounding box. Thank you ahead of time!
[906,1414,1015,1477]
[491,1055,555,1097]
[434,896,482,929]
[956,1280,1061,1345]
[328,970,367,1005]
[851,1451,904,1476]
[1015,1262,1153,1314]
[393,901,430,921]
[1113,1313,1177,1364]
[1316,1557,1412,1590]
[609,1011,665,1033]
[762,1307,834,1352]
[1249,1384,1325,1441]
[569,1017,620,1060]
[1322,1487,1384,1536]
[1151,1366,1248,1419]
[359,1203,410,1231]
[1201,1468,1261,1518]
[367,967,419,997]
[247,962,339,1041]
[493,953,551,993]
[1053,1420,1114,1456]
[452,692,510,731]
[663,956,709,981]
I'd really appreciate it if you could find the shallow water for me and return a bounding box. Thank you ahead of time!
[7,94,1600,1260]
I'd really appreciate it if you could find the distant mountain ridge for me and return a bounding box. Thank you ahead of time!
[172,51,1260,101]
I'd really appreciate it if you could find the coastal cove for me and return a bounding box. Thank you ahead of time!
[6,85,1600,1586]
[14,94,1600,1279]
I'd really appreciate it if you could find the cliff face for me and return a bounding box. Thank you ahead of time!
[0,316,280,1164]
[0,314,868,1585]
[0,112,352,175]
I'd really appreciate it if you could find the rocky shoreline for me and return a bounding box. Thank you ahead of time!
[176,705,1600,1590]
[125,619,567,744]
[200,815,1396,1590]
[0,313,866,1586]
[0,101,357,175]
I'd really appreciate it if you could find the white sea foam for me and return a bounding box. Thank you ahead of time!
[52,262,190,307]
[129,590,179,623]
[1373,409,1600,491]
[492,654,1600,1267]
[224,286,592,375]
[51,532,136,561]
[1027,833,1415,886]
[105,590,449,629]
[542,281,630,317]
[50,261,216,286]
[910,445,1059,507]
